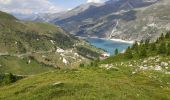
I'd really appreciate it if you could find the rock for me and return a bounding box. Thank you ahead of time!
[155,58,160,62]
[168,61,170,64]
[165,72,170,75]
[100,64,113,70]
[60,54,64,57]
[42,55,46,58]
[63,58,68,64]
[129,64,133,67]
[56,48,65,53]
[50,40,55,44]
[74,53,79,57]
[52,82,64,86]
[161,62,168,67]
[154,65,162,71]
[143,60,147,63]
[148,66,153,68]
[28,60,31,64]
[139,66,148,70]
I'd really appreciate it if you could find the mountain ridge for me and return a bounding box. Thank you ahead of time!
[52,0,169,41]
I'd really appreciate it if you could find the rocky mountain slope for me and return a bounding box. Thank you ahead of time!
[53,0,170,41]
[0,11,103,74]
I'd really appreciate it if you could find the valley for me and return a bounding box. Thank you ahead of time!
[0,0,170,99]
[0,11,104,75]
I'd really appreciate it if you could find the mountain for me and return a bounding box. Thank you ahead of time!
[55,2,104,21]
[1,1,170,99]
[12,3,103,23]
[0,11,103,75]
[53,0,170,41]
[12,12,64,22]
[0,32,170,99]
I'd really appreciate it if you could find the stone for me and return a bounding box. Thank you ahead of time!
[161,62,168,67]
[154,65,162,71]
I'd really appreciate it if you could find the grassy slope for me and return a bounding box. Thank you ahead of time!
[1,11,170,99]
[1,33,170,99]
[0,56,55,75]
[0,12,61,73]
[0,67,169,100]
[0,11,103,74]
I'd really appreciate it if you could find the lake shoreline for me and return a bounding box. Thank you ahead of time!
[77,36,134,44]
[110,38,134,44]
[78,36,133,55]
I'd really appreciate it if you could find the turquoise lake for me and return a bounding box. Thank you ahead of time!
[85,38,132,55]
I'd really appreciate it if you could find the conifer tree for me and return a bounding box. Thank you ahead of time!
[167,43,170,55]
[139,47,147,58]
[79,63,85,67]
[165,31,170,38]
[114,48,119,55]
[158,42,166,54]
[131,41,139,53]
[156,38,159,43]
[140,40,144,44]
[131,41,138,49]
[3,73,15,84]
[144,39,150,49]
[159,33,165,40]
[125,47,133,59]
[150,43,156,51]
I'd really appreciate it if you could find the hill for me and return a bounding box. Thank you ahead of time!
[0,11,104,75]
[0,32,169,99]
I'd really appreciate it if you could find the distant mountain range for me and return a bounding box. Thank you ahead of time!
[53,0,167,41]
[12,12,64,22]
[12,0,170,41]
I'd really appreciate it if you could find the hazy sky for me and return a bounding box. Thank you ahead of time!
[0,0,107,14]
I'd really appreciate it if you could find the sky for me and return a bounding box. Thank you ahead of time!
[0,0,106,14]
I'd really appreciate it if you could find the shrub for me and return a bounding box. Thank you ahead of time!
[158,42,166,54]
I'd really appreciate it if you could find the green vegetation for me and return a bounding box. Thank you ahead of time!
[76,46,100,59]
[0,11,103,73]
[167,43,170,55]
[114,48,119,55]
[0,11,16,20]
[0,56,55,75]
[0,30,170,100]
[0,67,169,100]
[123,32,170,60]
[125,47,133,59]
[0,73,23,86]
[0,11,170,100]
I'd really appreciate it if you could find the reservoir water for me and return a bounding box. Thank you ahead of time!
[85,38,132,55]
